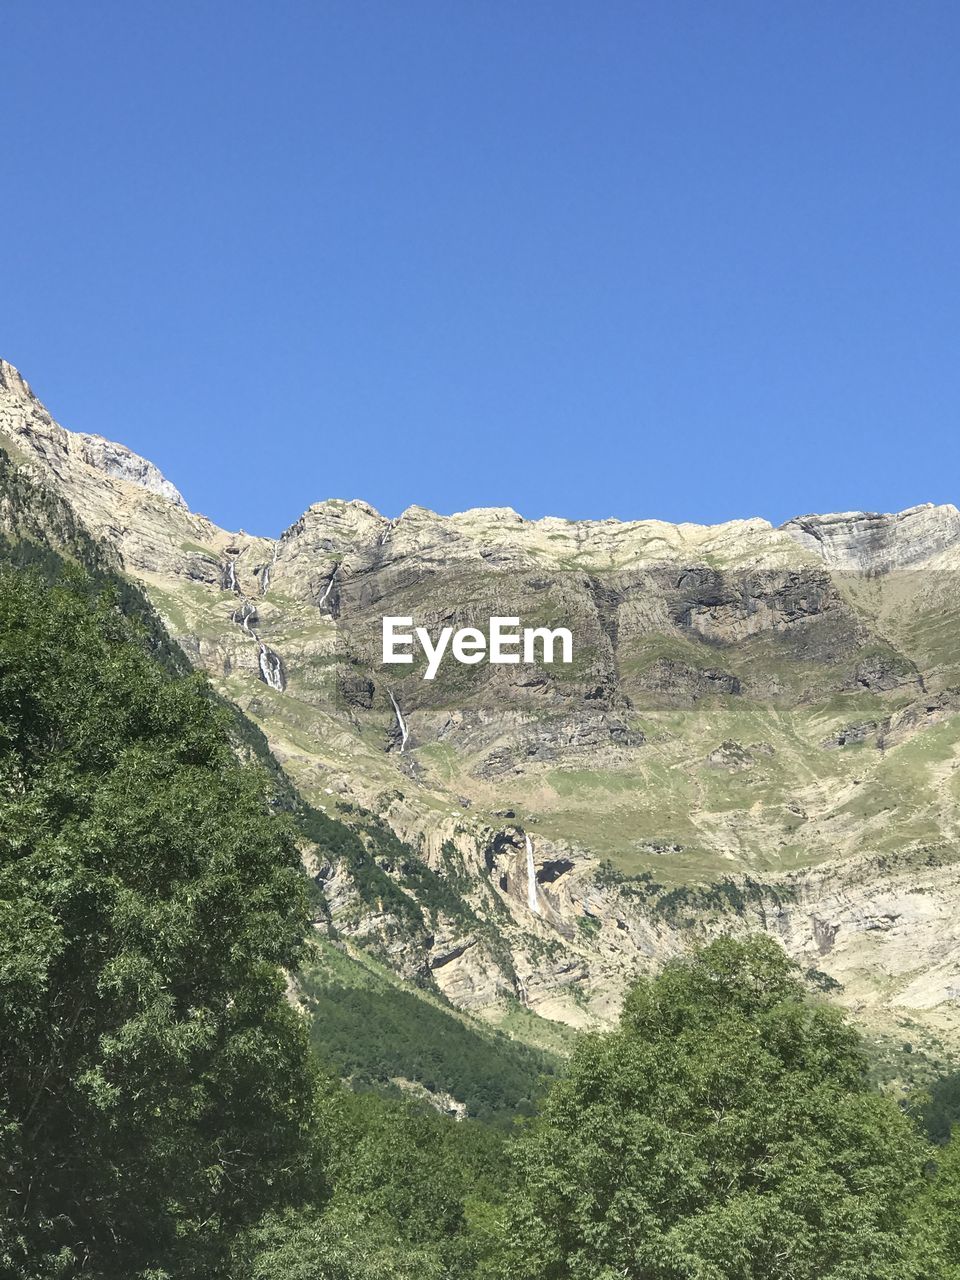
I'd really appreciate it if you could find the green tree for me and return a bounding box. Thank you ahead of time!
[915,1068,960,1145]
[239,1088,500,1280]
[0,567,317,1279]
[907,1126,960,1278]
[494,935,929,1280]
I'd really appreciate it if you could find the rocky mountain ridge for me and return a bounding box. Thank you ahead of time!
[3,357,960,1059]
[8,360,960,579]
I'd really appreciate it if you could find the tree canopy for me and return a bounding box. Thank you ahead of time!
[495,935,930,1280]
[0,566,318,1278]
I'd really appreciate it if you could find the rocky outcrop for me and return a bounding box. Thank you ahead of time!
[633,658,741,703]
[0,359,272,579]
[389,1077,468,1121]
[74,432,186,507]
[782,504,960,573]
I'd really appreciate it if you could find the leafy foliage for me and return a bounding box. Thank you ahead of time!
[0,566,317,1278]
[494,936,931,1280]
[917,1069,960,1145]
[906,1128,960,1278]
[0,445,188,674]
[297,945,556,1124]
[299,804,425,931]
[303,802,477,934]
[238,1088,509,1279]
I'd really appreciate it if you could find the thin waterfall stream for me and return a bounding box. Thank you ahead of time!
[318,565,337,610]
[525,833,539,915]
[388,690,409,751]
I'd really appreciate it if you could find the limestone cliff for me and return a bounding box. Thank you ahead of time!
[2,358,959,1060]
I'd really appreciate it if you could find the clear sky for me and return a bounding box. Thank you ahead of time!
[2,2,959,536]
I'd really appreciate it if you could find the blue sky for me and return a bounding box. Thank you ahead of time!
[2,2,959,535]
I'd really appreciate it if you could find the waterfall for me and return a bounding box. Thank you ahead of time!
[318,565,337,611]
[232,601,258,633]
[388,689,409,752]
[258,643,286,692]
[260,544,278,596]
[525,833,539,915]
[228,595,283,691]
[221,558,240,594]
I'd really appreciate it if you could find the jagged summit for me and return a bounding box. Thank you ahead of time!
[2,356,959,577]
[0,357,186,509]
[73,432,187,509]
[0,358,31,396]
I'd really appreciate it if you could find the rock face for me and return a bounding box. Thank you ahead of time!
[3,356,960,1056]
[781,504,960,572]
[0,359,271,579]
[73,431,187,508]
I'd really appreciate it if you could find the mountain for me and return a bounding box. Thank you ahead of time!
[2,357,959,1068]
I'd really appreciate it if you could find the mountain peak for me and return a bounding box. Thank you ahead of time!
[0,358,33,398]
[71,431,187,509]
[0,358,187,511]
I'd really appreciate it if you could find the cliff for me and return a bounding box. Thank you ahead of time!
[3,358,959,1061]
